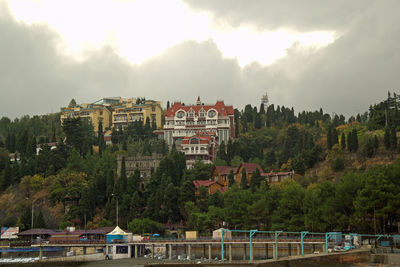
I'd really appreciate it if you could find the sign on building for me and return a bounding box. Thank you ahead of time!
[1,227,19,239]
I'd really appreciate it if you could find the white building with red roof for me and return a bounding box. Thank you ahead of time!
[163,97,235,167]
[163,97,235,146]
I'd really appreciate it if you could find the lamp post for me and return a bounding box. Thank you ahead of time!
[112,194,118,226]
[25,198,35,244]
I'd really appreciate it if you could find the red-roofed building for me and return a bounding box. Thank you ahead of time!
[181,132,217,168]
[212,163,295,188]
[163,97,235,167]
[211,166,237,186]
[193,180,225,196]
[163,97,235,146]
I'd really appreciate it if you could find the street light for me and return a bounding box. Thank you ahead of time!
[25,198,35,244]
[111,194,118,226]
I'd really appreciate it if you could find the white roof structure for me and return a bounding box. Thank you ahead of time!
[107,226,128,236]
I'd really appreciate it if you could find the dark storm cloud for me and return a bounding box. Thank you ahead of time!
[182,0,400,116]
[1,1,399,119]
[183,0,373,31]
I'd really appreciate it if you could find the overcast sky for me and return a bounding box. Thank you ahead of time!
[0,0,399,119]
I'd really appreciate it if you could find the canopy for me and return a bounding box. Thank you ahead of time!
[106,226,128,236]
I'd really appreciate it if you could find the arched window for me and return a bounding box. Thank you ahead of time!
[208,109,217,118]
[199,108,206,118]
[176,110,185,118]
[188,109,194,118]
[190,137,200,144]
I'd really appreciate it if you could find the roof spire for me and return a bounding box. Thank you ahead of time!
[196,96,201,105]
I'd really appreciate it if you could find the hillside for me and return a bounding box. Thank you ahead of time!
[1,93,400,235]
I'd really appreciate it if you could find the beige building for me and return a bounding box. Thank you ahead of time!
[112,99,162,129]
[60,97,163,133]
[60,104,112,132]
[116,154,163,190]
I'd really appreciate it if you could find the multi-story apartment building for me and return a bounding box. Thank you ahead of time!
[162,97,235,167]
[60,104,112,132]
[112,99,162,129]
[163,97,235,146]
[60,97,163,132]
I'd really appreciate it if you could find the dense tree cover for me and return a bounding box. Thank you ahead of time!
[185,158,400,234]
[1,92,400,234]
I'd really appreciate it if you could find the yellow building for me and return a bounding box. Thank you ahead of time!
[61,97,162,132]
[60,104,112,132]
[112,99,162,129]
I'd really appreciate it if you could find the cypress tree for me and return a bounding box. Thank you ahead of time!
[327,126,333,150]
[228,169,235,187]
[374,135,379,151]
[240,168,248,189]
[390,127,397,150]
[341,132,346,150]
[384,128,391,149]
[332,128,339,145]
[120,157,127,194]
[352,129,358,152]
[347,131,353,152]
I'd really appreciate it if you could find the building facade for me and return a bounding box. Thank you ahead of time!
[162,97,235,167]
[61,97,163,133]
[163,97,235,147]
[116,154,163,190]
[112,99,162,129]
[60,104,112,132]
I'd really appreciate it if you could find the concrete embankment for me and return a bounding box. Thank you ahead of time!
[144,249,371,267]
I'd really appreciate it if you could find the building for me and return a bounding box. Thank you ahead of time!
[111,99,162,130]
[60,97,163,133]
[163,97,235,146]
[181,132,217,168]
[193,180,227,196]
[163,97,235,167]
[116,154,163,190]
[235,162,265,186]
[262,170,295,184]
[211,166,237,187]
[60,103,112,132]
[212,163,295,188]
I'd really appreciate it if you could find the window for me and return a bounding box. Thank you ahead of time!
[116,246,128,254]
[177,111,185,118]
[190,137,199,144]
[208,110,216,118]
[152,107,155,112]
[188,109,194,118]
[199,108,206,117]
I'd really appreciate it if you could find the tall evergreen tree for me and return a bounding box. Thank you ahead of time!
[352,129,359,152]
[390,127,397,150]
[341,132,346,150]
[228,169,235,187]
[327,126,333,150]
[332,128,339,145]
[374,135,379,151]
[240,168,248,189]
[384,128,391,149]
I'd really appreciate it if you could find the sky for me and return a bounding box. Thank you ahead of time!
[0,0,399,119]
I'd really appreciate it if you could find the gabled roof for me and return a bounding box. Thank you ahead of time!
[238,162,265,174]
[193,180,216,189]
[165,99,234,117]
[214,166,236,176]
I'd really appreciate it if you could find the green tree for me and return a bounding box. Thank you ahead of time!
[390,127,397,150]
[240,168,248,189]
[228,169,235,187]
[384,128,391,149]
[340,132,346,150]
